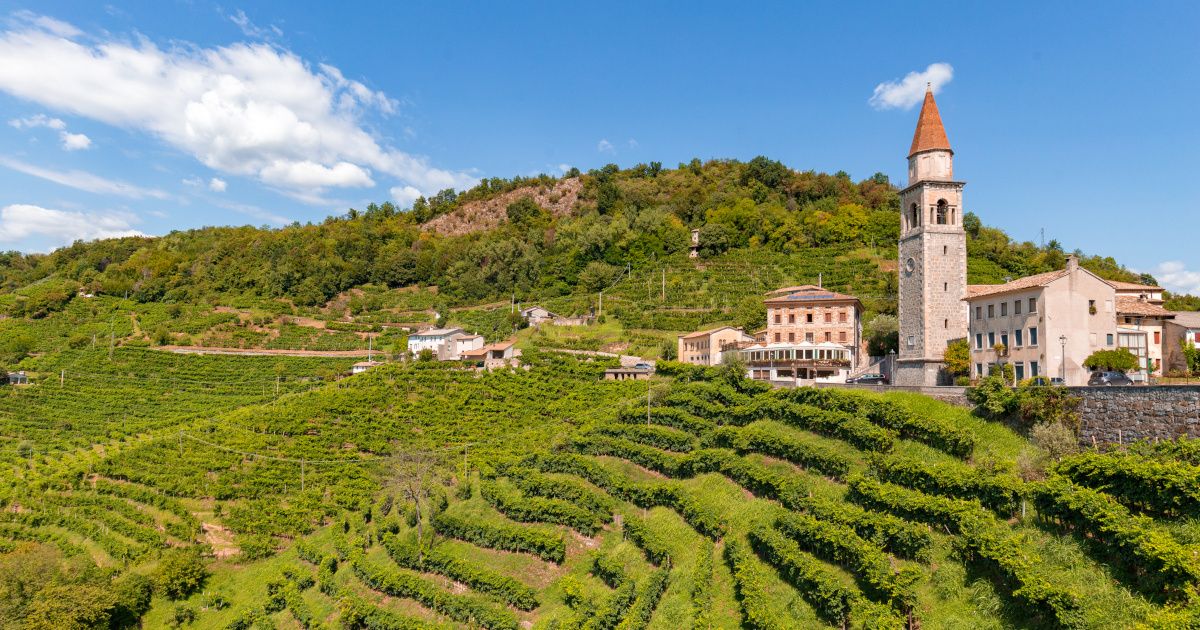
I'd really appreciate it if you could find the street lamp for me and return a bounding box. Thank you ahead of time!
[888,349,896,384]
[1059,335,1067,384]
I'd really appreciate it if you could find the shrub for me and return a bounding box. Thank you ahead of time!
[1030,422,1079,462]
[238,534,277,560]
[156,547,209,600]
[1083,348,1139,372]
[955,376,971,386]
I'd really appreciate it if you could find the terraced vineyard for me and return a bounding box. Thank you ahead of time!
[3,346,1199,629]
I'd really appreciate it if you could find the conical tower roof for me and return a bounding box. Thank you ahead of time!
[908,85,952,157]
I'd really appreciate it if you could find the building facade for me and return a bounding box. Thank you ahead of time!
[762,285,864,369]
[1164,311,1200,374]
[677,326,752,366]
[896,86,969,386]
[965,256,1118,385]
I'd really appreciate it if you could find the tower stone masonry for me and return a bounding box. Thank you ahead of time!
[895,86,969,386]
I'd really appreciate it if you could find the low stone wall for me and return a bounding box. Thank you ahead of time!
[1073,386,1200,445]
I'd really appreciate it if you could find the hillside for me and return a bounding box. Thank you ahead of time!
[1,349,1197,629]
[0,157,1169,362]
[0,157,1193,629]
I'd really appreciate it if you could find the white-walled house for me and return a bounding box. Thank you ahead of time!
[407,327,470,360]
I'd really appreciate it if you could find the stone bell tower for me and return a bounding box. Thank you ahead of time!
[895,84,969,386]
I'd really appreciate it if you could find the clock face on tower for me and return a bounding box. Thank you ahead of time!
[905,258,916,274]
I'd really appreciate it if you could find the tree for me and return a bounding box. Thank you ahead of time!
[155,548,208,600]
[1082,348,1139,372]
[578,262,618,293]
[389,449,439,565]
[417,348,434,363]
[962,212,982,239]
[943,338,970,377]
[505,196,547,228]
[4,334,34,364]
[697,224,730,258]
[23,585,118,630]
[733,295,766,333]
[864,314,899,356]
[660,342,677,361]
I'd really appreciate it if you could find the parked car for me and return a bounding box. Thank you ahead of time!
[1087,371,1133,387]
[846,373,888,385]
[633,363,654,371]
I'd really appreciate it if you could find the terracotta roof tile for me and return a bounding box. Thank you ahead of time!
[909,87,952,157]
[1115,296,1174,317]
[763,286,862,306]
[1106,280,1163,292]
[680,326,737,340]
[1170,311,1200,328]
[966,270,1069,299]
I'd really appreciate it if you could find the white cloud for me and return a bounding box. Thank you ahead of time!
[869,63,955,111]
[1145,261,1200,296]
[628,139,638,149]
[557,163,572,174]
[390,185,421,208]
[0,14,475,202]
[598,139,615,155]
[209,177,227,192]
[0,156,170,199]
[10,11,81,38]
[60,131,90,150]
[11,114,90,150]
[0,203,142,246]
[9,114,65,130]
[182,176,203,187]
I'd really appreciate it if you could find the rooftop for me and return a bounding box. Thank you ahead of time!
[967,270,1069,299]
[1115,296,1174,318]
[764,286,861,306]
[1106,279,1164,292]
[1170,311,1200,328]
[909,86,952,157]
[679,325,743,340]
[410,326,464,337]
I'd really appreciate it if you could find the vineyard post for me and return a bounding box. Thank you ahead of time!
[301,460,305,492]
[60,370,63,387]
[179,431,182,456]
[647,375,651,427]
[662,268,665,303]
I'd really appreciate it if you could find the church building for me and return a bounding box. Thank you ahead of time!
[895,85,969,386]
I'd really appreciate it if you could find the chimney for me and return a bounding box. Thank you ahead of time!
[1066,254,1079,273]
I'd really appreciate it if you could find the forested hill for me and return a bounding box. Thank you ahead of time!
[0,157,1168,315]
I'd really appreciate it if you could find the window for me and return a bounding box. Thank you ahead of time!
[1106,300,1113,313]
[774,333,780,343]
[1029,327,1038,346]
[943,245,948,255]
[936,199,948,224]
[1154,331,1161,345]
[774,313,781,324]
[825,332,832,342]
[988,332,995,347]
[824,312,832,323]
[944,282,947,291]
[1124,317,1131,324]
[839,311,847,322]
[1000,302,1008,317]
[1030,361,1039,377]
[1014,329,1023,346]
[806,313,813,323]
[805,332,814,342]
[1029,298,1037,313]
[1015,363,1025,381]
[1107,333,1114,346]
[987,304,995,318]
[788,332,795,342]
[976,333,983,350]
[1014,300,1022,315]
[1000,332,1008,349]
[1090,332,1097,345]
[1088,299,1096,313]
[976,363,984,377]
[976,306,983,320]
[944,319,948,328]
[1195,331,1200,343]
[839,331,847,342]
[908,336,915,348]
[789,314,795,324]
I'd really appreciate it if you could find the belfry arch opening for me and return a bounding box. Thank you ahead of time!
[907,203,918,230]
[936,200,948,225]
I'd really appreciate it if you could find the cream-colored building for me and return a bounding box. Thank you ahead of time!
[1106,280,1172,381]
[965,255,1117,385]
[677,326,753,366]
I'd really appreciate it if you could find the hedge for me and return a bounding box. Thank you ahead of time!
[724,538,789,630]
[593,422,697,453]
[623,516,671,566]
[1054,451,1200,518]
[615,566,670,630]
[480,479,602,536]
[505,465,616,517]
[870,453,1023,516]
[348,549,518,630]
[431,512,566,564]
[706,425,851,480]
[384,533,539,610]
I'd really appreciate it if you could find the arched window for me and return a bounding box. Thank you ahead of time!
[907,203,918,230]
[936,200,948,225]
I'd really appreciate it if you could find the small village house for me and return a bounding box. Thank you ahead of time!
[677,326,753,366]
[1163,311,1200,374]
[351,361,384,374]
[965,255,1117,385]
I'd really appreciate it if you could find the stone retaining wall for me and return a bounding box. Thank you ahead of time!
[1073,386,1200,445]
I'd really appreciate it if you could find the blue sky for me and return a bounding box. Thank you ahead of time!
[0,1,1197,292]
